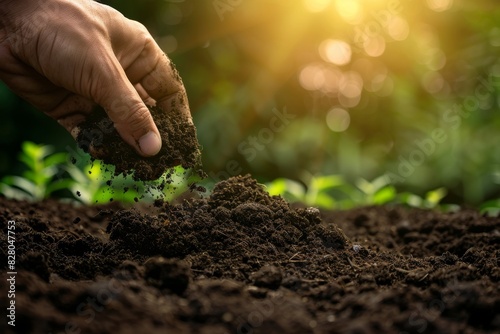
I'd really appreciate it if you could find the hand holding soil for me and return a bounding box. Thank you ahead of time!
[0,0,193,160]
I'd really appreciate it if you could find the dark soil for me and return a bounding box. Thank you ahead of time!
[76,104,202,181]
[1,175,499,334]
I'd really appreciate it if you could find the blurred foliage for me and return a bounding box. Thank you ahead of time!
[265,174,455,211]
[2,0,500,207]
[0,142,73,201]
[0,142,200,205]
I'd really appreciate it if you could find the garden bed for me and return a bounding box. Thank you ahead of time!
[1,175,499,333]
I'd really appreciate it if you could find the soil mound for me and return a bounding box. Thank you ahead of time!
[1,175,499,333]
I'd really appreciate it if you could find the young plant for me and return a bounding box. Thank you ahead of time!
[266,174,345,208]
[348,175,397,207]
[66,151,202,205]
[65,160,143,204]
[396,187,451,209]
[0,141,73,201]
[479,199,500,217]
[266,173,457,211]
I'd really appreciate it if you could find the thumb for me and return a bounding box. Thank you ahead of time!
[95,67,162,157]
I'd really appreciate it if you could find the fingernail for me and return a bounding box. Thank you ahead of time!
[139,131,162,156]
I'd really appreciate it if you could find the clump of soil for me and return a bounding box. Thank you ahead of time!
[76,104,202,181]
[1,175,499,334]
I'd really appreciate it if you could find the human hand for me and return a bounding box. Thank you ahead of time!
[0,0,190,157]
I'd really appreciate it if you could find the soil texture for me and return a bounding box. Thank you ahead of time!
[1,175,499,333]
[76,104,202,181]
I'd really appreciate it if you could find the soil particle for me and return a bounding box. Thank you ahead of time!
[1,175,500,333]
[251,265,283,290]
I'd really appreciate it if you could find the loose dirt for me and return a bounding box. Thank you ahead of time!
[1,175,499,333]
[76,104,202,181]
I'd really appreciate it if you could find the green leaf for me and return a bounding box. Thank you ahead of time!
[312,175,344,191]
[22,141,54,160]
[371,175,392,192]
[355,178,373,195]
[398,192,423,207]
[314,192,336,209]
[46,178,75,195]
[373,186,396,205]
[0,184,34,201]
[480,207,500,217]
[64,165,90,184]
[45,152,69,167]
[425,188,447,208]
[18,151,36,171]
[23,170,51,186]
[279,179,306,200]
[3,176,40,199]
[265,178,288,196]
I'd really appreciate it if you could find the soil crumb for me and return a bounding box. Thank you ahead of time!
[1,175,499,334]
[76,104,202,181]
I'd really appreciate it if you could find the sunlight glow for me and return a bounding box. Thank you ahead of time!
[299,64,344,94]
[303,0,331,13]
[299,64,326,91]
[426,0,453,12]
[319,39,352,66]
[335,0,362,24]
[363,36,386,57]
[321,67,343,94]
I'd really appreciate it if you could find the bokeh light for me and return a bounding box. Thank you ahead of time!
[326,108,351,132]
[339,71,363,107]
[363,35,386,57]
[426,0,453,12]
[299,63,327,91]
[319,39,352,66]
[158,35,178,53]
[386,16,410,41]
[335,0,362,24]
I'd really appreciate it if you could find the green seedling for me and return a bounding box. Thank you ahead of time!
[65,160,142,204]
[266,174,345,208]
[349,175,397,207]
[266,173,459,211]
[479,199,500,217]
[396,187,454,210]
[0,141,73,201]
[66,152,201,204]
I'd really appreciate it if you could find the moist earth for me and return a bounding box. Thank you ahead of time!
[76,104,202,181]
[1,175,499,333]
